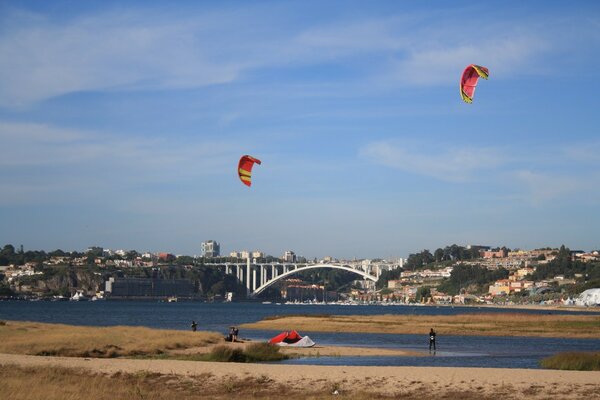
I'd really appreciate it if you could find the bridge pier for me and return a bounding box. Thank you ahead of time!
[246,258,251,295]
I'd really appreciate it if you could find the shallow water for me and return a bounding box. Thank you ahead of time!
[1,300,599,369]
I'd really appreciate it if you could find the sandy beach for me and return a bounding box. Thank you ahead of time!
[1,352,599,399]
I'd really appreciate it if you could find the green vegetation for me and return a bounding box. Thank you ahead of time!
[405,245,482,270]
[533,245,600,283]
[541,352,600,371]
[201,343,289,363]
[437,264,509,295]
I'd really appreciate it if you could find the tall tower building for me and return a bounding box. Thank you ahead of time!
[201,240,220,257]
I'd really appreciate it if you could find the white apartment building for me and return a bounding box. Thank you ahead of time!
[283,250,296,262]
[201,240,220,257]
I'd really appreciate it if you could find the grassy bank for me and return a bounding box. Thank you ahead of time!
[0,320,222,357]
[0,363,517,400]
[202,342,289,362]
[240,313,600,338]
[541,352,600,371]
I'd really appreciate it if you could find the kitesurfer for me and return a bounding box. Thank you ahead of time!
[429,328,436,352]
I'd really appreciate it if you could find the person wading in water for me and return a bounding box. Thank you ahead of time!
[429,328,436,353]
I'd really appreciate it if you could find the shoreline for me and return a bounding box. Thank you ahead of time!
[1,353,599,399]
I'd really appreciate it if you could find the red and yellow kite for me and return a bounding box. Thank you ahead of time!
[238,155,261,187]
[460,64,489,104]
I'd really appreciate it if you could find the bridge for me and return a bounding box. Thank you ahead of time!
[204,259,399,298]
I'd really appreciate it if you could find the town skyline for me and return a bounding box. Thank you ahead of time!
[2,241,598,263]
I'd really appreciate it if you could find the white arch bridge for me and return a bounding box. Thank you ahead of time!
[204,260,397,298]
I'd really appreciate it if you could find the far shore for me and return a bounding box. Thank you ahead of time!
[240,312,600,338]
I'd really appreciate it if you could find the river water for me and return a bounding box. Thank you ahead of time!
[1,301,599,369]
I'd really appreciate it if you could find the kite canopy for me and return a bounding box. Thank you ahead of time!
[460,64,489,104]
[238,155,261,187]
[269,330,315,347]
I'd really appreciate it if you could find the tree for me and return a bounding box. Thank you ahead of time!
[416,286,431,302]
[434,248,444,262]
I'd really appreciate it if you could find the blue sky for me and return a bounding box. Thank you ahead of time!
[1,1,599,258]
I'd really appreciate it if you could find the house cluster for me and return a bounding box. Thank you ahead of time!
[1,263,42,282]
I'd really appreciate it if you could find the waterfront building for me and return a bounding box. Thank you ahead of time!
[201,240,220,257]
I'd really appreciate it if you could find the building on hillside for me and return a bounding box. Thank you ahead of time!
[488,279,511,296]
[201,240,220,257]
[387,280,404,289]
[158,253,175,262]
[481,248,508,259]
[515,267,535,279]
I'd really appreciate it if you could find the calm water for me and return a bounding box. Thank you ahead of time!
[1,301,599,369]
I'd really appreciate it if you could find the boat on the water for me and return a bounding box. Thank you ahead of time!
[70,291,89,301]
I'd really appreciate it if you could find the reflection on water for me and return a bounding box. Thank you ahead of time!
[1,301,599,369]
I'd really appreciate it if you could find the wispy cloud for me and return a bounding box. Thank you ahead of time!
[564,142,600,164]
[0,9,247,107]
[0,5,590,107]
[514,170,586,204]
[361,140,504,182]
[0,121,243,204]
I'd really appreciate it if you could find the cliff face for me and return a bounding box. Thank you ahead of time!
[9,264,248,298]
[14,268,105,296]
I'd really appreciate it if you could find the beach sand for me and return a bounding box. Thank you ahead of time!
[1,352,599,399]
[170,339,424,357]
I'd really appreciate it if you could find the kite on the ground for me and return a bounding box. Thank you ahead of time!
[460,64,489,104]
[238,155,261,187]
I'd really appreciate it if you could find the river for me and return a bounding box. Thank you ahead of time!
[1,300,599,369]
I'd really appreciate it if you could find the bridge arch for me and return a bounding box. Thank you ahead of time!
[251,263,377,298]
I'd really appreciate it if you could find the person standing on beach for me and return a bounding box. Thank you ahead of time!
[191,320,198,332]
[429,328,436,352]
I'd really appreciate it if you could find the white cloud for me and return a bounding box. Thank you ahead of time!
[564,142,600,164]
[514,170,585,204]
[0,121,237,170]
[389,36,549,86]
[0,121,245,205]
[0,5,589,107]
[361,140,504,182]
[0,10,245,107]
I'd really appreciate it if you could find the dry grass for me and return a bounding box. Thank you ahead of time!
[0,364,528,400]
[209,342,289,362]
[241,313,600,338]
[541,352,600,371]
[0,320,222,357]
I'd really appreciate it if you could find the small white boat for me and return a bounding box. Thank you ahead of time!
[70,291,89,301]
